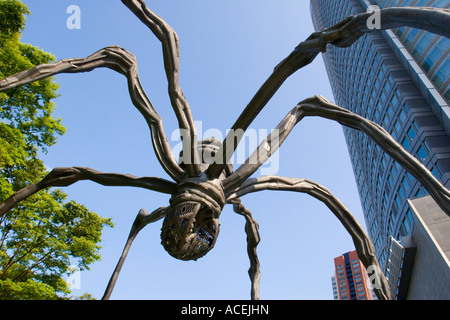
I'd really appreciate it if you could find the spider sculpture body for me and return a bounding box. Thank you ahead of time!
[1,1,450,300]
[161,140,227,261]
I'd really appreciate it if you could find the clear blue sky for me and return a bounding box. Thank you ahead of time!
[19,0,366,300]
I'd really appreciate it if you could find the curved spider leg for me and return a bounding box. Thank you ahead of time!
[0,166,176,218]
[228,198,261,300]
[121,0,201,176]
[207,6,450,179]
[227,176,391,300]
[224,95,450,217]
[0,45,184,182]
[317,7,450,49]
[102,207,166,300]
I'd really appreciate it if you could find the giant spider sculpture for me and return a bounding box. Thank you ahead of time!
[1,1,449,300]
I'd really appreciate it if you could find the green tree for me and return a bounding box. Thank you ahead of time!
[0,0,113,300]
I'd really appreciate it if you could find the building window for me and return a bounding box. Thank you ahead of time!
[402,136,411,150]
[374,234,382,251]
[388,214,395,236]
[379,249,387,268]
[403,28,420,47]
[395,194,402,209]
[422,38,449,72]
[401,209,414,235]
[415,0,433,7]
[431,0,450,7]
[407,125,417,141]
[398,185,406,201]
[416,144,428,163]
[401,175,410,192]
[370,219,378,238]
[432,59,450,89]
[411,32,433,60]
[431,162,443,180]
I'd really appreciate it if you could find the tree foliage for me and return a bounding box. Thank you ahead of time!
[0,0,113,300]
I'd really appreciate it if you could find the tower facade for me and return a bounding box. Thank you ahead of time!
[333,250,374,300]
[310,0,450,271]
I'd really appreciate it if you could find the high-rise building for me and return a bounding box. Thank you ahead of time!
[310,0,450,276]
[332,250,374,300]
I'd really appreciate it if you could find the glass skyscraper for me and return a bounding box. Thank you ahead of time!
[310,0,450,271]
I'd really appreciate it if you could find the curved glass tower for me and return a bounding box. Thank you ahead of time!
[310,0,450,270]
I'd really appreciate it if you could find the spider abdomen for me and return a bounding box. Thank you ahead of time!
[160,175,226,261]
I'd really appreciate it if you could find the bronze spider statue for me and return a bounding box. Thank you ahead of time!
[1,1,449,300]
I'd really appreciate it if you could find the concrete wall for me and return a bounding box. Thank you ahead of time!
[407,196,450,299]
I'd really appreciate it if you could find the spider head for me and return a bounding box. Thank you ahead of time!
[160,174,226,261]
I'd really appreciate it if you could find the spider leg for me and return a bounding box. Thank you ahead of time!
[0,167,176,217]
[228,198,261,300]
[224,95,450,217]
[227,176,391,300]
[102,207,166,300]
[207,7,450,179]
[121,0,201,176]
[0,45,184,181]
[317,7,450,49]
